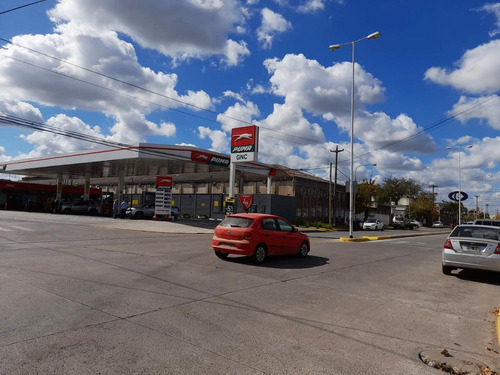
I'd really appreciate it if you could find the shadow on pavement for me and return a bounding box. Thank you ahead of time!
[455,269,500,286]
[222,254,330,269]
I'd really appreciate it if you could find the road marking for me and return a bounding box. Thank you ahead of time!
[0,226,33,232]
[10,226,34,231]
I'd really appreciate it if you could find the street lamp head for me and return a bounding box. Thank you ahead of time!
[465,145,473,149]
[372,163,377,166]
[446,146,452,150]
[329,44,341,51]
[367,31,381,40]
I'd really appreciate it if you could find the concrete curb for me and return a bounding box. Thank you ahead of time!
[497,311,500,346]
[340,237,370,242]
[340,230,450,242]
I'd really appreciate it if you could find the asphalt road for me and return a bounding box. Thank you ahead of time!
[0,211,498,374]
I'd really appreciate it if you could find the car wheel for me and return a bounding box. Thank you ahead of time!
[215,251,229,260]
[252,244,267,264]
[88,208,97,216]
[442,264,454,275]
[135,211,144,220]
[297,242,309,257]
[63,208,71,214]
[381,226,384,231]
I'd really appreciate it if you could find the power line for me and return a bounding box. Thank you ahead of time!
[0,113,203,163]
[0,0,47,15]
[0,37,325,147]
[1,37,499,172]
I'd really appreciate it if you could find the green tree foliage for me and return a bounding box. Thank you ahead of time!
[356,178,382,221]
[378,177,422,205]
[440,200,468,223]
[409,192,438,224]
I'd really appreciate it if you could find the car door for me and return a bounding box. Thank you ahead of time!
[276,218,302,254]
[260,218,281,255]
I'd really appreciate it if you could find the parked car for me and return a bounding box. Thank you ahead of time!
[61,200,99,215]
[362,218,384,231]
[127,203,180,220]
[127,203,155,219]
[409,220,422,228]
[432,221,444,228]
[212,213,310,264]
[442,225,500,274]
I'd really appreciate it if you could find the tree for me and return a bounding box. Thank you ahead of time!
[378,177,422,206]
[356,178,382,221]
[409,192,438,225]
[440,200,467,225]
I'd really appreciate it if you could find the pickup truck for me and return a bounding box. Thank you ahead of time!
[392,216,418,230]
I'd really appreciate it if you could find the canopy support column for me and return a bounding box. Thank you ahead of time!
[117,169,124,203]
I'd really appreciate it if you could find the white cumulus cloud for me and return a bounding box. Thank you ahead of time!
[257,8,292,49]
[424,39,500,95]
[48,0,249,66]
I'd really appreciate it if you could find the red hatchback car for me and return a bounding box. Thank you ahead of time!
[212,213,310,263]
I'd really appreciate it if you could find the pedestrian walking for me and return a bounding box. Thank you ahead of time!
[120,200,129,219]
[113,199,118,219]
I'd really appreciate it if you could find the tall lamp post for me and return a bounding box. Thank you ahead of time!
[354,163,377,181]
[446,144,472,225]
[328,146,344,226]
[329,31,381,238]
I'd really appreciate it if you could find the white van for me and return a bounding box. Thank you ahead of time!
[472,219,500,227]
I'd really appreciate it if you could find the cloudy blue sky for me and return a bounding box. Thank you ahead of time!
[1,0,499,214]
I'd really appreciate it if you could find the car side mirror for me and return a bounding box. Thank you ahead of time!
[292,227,298,232]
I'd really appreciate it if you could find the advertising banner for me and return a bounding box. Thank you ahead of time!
[239,194,253,212]
[225,197,235,216]
[155,176,172,216]
[191,151,230,168]
[231,125,259,163]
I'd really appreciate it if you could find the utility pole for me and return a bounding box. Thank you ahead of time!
[328,146,344,226]
[474,195,480,219]
[429,184,438,200]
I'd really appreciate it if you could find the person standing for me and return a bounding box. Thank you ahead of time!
[112,199,119,219]
[120,199,129,219]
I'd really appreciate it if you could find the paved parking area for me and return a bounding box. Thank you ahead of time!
[0,211,497,374]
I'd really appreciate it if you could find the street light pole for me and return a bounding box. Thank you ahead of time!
[354,163,377,181]
[328,146,344,226]
[447,144,472,225]
[329,31,380,238]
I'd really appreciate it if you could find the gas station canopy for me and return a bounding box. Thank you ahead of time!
[1,143,277,181]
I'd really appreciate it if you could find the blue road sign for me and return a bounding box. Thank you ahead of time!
[448,191,468,202]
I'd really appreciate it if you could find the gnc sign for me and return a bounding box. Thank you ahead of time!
[231,125,259,163]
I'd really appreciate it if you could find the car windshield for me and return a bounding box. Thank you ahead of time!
[219,217,254,228]
[450,226,500,240]
[366,219,376,223]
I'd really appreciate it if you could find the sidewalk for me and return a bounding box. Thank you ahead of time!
[0,210,216,234]
[1,210,454,237]
[99,217,216,234]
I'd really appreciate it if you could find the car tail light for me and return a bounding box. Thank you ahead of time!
[494,244,500,254]
[444,239,453,250]
[243,230,252,240]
